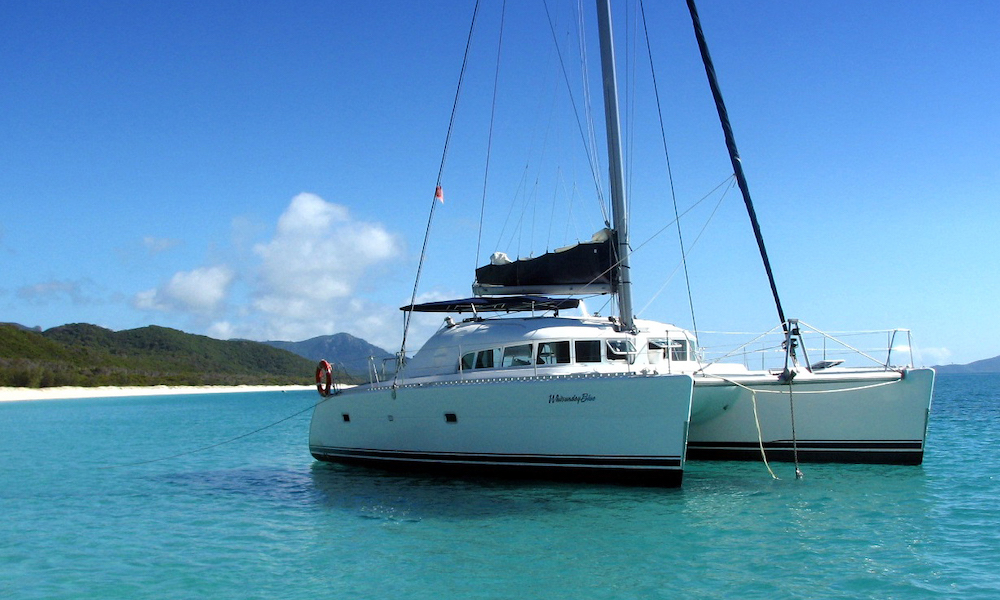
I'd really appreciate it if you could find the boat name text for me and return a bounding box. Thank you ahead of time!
[548,393,596,404]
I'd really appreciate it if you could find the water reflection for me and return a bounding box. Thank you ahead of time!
[306,461,630,521]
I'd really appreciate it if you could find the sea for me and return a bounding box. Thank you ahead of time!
[1,373,997,600]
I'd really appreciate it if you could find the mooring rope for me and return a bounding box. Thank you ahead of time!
[99,394,333,469]
[698,374,902,479]
[748,388,778,479]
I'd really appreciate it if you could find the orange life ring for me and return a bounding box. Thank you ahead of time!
[316,360,333,397]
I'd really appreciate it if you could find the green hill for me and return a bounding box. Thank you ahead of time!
[0,323,315,388]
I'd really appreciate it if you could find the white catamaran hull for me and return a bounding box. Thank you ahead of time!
[687,368,934,465]
[310,373,694,486]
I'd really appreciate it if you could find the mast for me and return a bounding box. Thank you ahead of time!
[595,0,634,331]
[685,0,787,330]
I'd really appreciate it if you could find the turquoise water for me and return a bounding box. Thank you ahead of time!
[1,374,998,599]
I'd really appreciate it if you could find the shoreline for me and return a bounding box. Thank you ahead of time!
[0,384,315,402]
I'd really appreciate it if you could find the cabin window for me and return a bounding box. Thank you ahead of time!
[649,338,689,361]
[607,339,635,363]
[648,339,667,362]
[460,352,475,371]
[575,340,602,363]
[669,339,689,361]
[501,344,533,368]
[475,348,497,369]
[536,341,571,365]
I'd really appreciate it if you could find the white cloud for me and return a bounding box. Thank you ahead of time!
[253,193,399,303]
[132,193,405,348]
[916,346,952,367]
[248,193,402,335]
[207,320,237,340]
[134,265,234,314]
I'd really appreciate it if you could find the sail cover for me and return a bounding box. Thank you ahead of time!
[401,295,580,313]
[473,232,618,296]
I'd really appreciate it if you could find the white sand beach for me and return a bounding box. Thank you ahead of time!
[0,385,315,402]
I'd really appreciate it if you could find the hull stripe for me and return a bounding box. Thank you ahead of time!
[311,446,682,469]
[687,440,923,451]
[687,440,924,465]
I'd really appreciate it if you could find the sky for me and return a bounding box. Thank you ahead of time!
[2,0,997,366]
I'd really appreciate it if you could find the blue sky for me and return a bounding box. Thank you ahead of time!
[2,1,997,366]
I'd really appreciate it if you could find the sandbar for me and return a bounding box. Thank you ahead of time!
[0,385,315,402]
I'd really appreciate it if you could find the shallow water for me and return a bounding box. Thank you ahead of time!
[1,375,998,599]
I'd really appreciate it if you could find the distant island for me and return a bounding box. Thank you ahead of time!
[0,323,390,388]
[263,333,395,380]
[932,355,1000,375]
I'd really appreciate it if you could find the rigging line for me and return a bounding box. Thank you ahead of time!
[543,0,609,225]
[625,0,640,222]
[528,75,566,256]
[99,394,331,469]
[565,175,734,302]
[630,175,734,258]
[695,321,785,367]
[495,163,530,252]
[640,0,699,339]
[400,0,481,363]
[788,380,804,479]
[475,0,507,274]
[546,166,562,250]
[493,41,560,255]
[795,319,904,370]
[635,179,733,316]
[575,0,608,224]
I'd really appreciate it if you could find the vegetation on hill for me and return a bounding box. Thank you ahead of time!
[0,324,316,388]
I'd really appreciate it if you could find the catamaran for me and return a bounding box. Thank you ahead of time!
[309,0,933,485]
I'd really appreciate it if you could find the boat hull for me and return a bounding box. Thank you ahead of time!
[309,373,694,486]
[687,368,934,465]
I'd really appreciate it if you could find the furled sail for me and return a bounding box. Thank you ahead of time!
[473,229,618,296]
[400,295,580,313]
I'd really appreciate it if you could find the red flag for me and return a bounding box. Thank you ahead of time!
[435,186,444,203]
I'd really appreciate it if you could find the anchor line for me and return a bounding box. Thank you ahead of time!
[99,395,333,469]
[698,375,902,478]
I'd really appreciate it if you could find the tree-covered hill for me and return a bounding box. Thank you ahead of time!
[0,323,316,388]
